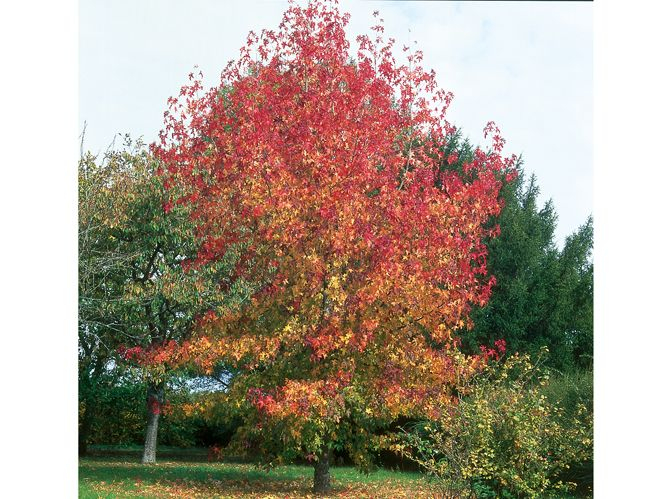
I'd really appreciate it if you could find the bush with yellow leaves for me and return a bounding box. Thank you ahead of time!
[396,348,593,498]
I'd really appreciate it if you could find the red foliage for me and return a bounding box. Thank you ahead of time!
[479,338,507,362]
[148,396,161,416]
[117,340,184,369]
[153,0,515,422]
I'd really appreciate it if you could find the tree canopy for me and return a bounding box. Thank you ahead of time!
[78,136,244,461]
[154,0,515,491]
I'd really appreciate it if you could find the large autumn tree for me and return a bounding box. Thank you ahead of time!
[155,0,514,492]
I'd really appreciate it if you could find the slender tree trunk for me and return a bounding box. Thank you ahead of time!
[313,448,333,494]
[141,381,165,464]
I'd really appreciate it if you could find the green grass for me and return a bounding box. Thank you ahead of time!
[79,453,434,498]
[86,445,211,461]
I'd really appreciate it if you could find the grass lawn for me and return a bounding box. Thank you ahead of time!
[79,452,436,498]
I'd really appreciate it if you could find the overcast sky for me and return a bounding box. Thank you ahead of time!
[80,0,592,246]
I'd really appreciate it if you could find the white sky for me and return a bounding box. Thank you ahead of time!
[80,0,592,246]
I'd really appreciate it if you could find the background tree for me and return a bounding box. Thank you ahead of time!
[78,136,241,463]
[155,1,515,492]
[553,219,594,370]
[79,139,147,455]
[441,135,594,371]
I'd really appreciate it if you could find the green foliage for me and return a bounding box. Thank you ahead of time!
[540,369,594,496]
[78,136,233,362]
[85,374,146,446]
[541,369,593,419]
[397,350,593,498]
[78,136,247,454]
[78,357,126,453]
[455,151,594,371]
[83,373,233,448]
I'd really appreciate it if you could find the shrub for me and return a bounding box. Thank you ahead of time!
[397,349,593,498]
[541,368,593,496]
[85,377,220,448]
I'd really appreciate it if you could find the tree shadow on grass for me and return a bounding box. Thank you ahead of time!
[79,459,431,498]
[80,460,314,497]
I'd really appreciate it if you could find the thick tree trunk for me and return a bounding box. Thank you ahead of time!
[141,381,165,464]
[313,448,333,494]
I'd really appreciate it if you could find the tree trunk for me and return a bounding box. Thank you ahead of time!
[141,381,165,464]
[313,448,332,494]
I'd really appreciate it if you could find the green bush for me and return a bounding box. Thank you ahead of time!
[541,369,593,417]
[85,378,207,447]
[87,380,146,445]
[397,349,593,498]
[541,368,593,496]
